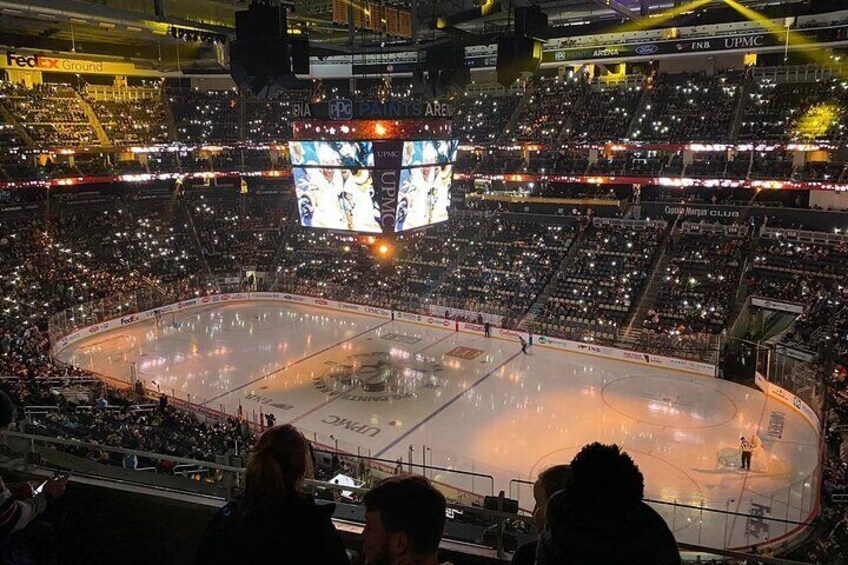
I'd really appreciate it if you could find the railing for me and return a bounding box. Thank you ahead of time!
[759,226,848,246]
[592,216,667,230]
[1,431,817,564]
[681,222,750,237]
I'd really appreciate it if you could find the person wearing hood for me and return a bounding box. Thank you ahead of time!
[536,443,680,565]
[195,424,349,565]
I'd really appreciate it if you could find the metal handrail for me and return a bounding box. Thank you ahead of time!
[6,431,246,473]
[312,448,496,496]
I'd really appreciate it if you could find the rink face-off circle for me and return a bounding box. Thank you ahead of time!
[56,301,821,551]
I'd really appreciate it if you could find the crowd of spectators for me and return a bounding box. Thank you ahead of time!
[508,75,580,142]
[563,82,642,143]
[532,222,663,342]
[244,90,309,142]
[644,231,747,335]
[87,93,171,145]
[631,72,743,143]
[0,113,23,149]
[0,71,846,152]
[749,232,848,358]
[168,89,241,144]
[190,193,288,275]
[739,78,848,143]
[452,91,521,144]
[0,83,98,147]
[432,216,576,323]
[1,376,255,470]
[786,362,848,564]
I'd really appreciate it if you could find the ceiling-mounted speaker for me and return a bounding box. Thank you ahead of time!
[437,66,471,95]
[515,6,548,41]
[229,2,309,98]
[496,35,542,87]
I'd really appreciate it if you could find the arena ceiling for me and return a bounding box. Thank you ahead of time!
[0,0,838,67]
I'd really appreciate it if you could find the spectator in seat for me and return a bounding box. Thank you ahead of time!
[363,475,451,565]
[195,424,349,565]
[512,464,572,565]
[0,391,68,563]
[537,443,680,565]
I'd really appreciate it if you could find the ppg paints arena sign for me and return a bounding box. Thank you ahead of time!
[293,99,452,120]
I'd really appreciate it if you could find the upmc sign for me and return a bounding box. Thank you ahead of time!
[372,141,403,231]
[2,51,139,76]
[542,24,848,64]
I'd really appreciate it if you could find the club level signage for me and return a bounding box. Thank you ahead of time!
[292,100,452,120]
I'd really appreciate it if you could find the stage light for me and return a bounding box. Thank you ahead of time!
[719,0,847,79]
[796,103,840,140]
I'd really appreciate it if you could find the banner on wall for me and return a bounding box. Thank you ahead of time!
[751,297,806,315]
[2,51,149,76]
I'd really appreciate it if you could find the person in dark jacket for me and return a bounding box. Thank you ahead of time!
[195,425,349,565]
[511,465,572,565]
[536,443,680,565]
[362,475,450,565]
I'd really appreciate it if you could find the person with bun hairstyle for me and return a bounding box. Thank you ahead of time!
[195,424,349,564]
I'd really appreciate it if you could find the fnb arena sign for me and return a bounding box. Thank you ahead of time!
[3,51,138,76]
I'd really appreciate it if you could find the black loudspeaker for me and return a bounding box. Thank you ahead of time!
[235,3,286,41]
[230,3,309,98]
[515,6,549,40]
[425,45,455,71]
[496,35,542,87]
[436,65,470,95]
[290,36,310,75]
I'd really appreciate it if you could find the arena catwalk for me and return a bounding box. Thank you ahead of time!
[56,301,820,550]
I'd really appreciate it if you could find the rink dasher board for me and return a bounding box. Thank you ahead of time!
[52,291,718,381]
[755,372,820,433]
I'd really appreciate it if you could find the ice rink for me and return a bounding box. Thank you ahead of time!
[55,301,821,550]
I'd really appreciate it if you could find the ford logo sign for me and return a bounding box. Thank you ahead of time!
[636,44,659,55]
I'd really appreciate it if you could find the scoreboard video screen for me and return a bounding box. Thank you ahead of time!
[289,139,457,234]
[292,166,381,233]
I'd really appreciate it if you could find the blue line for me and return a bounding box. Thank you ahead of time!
[201,319,392,406]
[375,350,522,458]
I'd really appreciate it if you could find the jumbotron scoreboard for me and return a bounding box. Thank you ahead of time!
[289,99,457,234]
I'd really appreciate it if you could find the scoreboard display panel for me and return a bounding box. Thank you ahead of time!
[289,137,457,235]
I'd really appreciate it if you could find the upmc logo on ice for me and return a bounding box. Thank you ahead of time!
[329,98,353,120]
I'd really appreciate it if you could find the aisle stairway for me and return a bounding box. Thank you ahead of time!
[499,83,534,144]
[519,221,588,329]
[0,99,35,147]
[617,218,678,346]
[75,92,110,146]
